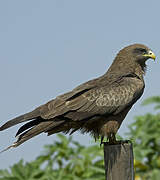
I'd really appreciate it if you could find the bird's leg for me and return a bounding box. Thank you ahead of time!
[108,133,117,145]
[100,136,104,146]
[99,133,130,146]
[108,133,132,145]
[99,133,117,146]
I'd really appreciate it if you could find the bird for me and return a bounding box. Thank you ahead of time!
[0,44,156,150]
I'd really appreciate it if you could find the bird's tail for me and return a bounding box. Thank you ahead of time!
[0,120,63,153]
[0,113,65,152]
[0,108,46,152]
[13,120,63,147]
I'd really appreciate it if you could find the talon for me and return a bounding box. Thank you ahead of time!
[108,133,118,145]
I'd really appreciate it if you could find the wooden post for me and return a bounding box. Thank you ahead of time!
[104,142,134,180]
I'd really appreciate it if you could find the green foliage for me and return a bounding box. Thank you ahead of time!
[0,134,104,180]
[142,96,160,110]
[128,96,160,180]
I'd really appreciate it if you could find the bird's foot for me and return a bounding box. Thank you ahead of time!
[105,139,132,145]
[100,133,132,146]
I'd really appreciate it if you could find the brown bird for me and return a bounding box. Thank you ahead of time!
[0,44,156,150]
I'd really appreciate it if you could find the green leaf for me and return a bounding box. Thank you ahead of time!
[142,96,160,109]
[0,169,10,177]
[0,178,19,180]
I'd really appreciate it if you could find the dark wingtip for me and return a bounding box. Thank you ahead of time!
[0,120,17,131]
[0,115,25,131]
[0,111,38,131]
[0,124,8,131]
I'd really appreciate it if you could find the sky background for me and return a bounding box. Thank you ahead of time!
[0,0,159,169]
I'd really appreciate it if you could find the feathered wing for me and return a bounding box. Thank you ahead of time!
[0,76,98,131]
[0,77,100,148]
[0,73,144,148]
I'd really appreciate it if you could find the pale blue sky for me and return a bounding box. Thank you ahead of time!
[0,0,159,169]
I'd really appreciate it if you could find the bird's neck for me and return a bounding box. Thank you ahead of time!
[134,62,146,80]
[104,59,145,81]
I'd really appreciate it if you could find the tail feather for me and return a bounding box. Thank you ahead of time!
[15,118,43,137]
[0,121,53,153]
[0,109,40,131]
[14,122,51,146]
[14,120,64,147]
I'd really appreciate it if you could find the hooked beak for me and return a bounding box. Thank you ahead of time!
[143,50,156,60]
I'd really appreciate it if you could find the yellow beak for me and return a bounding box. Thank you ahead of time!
[143,50,156,60]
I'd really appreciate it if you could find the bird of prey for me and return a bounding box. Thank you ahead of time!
[0,44,156,150]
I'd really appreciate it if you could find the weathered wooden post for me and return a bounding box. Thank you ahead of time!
[104,142,134,180]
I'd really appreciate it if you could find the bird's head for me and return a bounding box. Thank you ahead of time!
[120,44,156,64]
[109,44,156,77]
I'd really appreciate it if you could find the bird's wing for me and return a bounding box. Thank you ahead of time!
[41,73,144,121]
[0,76,100,131]
[57,76,101,101]
[0,76,101,148]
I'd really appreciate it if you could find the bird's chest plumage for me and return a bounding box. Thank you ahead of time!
[93,77,145,137]
[99,105,132,137]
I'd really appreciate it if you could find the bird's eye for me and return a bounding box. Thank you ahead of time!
[139,48,147,54]
[133,48,147,54]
